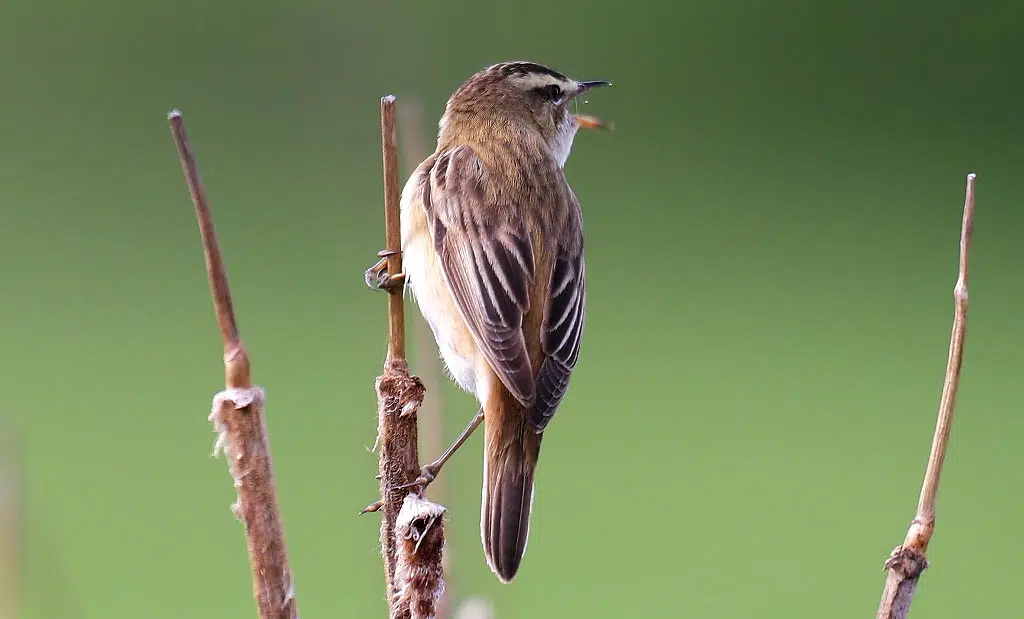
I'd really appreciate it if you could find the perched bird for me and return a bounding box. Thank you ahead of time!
[371,61,610,582]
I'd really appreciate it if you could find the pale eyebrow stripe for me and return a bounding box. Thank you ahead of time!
[509,74,566,90]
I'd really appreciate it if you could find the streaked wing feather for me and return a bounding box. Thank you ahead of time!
[531,228,586,430]
[421,146,537,405]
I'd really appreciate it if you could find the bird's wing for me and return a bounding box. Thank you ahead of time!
[530,199,585,431]
[420,145,537,406]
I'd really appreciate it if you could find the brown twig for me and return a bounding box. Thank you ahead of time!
[382,96,406,365]
[371,96,447,619]
[168,110,299,619]
[876,173,976,619]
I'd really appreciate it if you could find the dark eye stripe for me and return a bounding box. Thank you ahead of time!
[534,84,564,101]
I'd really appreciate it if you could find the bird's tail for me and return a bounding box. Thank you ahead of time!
[481,393,542,583]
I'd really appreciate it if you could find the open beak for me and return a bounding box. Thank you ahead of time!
[576,80,613,94]
[572,80,613,131]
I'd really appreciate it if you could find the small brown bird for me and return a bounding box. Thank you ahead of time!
[375,61,610,582]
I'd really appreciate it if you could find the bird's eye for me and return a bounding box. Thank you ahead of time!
[543,84,564,103]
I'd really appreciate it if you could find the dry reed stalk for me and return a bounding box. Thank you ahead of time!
[368,96,447,619]
[169,110,299,619]
[876,173,977,619]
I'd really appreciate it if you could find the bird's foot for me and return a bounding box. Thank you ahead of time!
[393,407,484,492]
[364,249,406,293]
[393,463,440,491]
[358,464,437,514]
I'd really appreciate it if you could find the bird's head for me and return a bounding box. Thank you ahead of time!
[439,61,611,167]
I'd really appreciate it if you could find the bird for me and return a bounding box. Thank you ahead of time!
[368,61,610,583]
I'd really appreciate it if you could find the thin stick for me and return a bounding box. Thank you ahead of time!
[169,110,299,619]
[168,111,245,384]
[876,173,976,619]
[382,96,406,364]
[373,96,446,619]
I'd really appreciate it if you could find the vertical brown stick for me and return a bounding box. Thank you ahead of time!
[168,110,299,619]
[373,96,446,619]
[876,173,976,619]
[382,96,406,364]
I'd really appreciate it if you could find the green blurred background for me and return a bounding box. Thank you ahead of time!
[1,0,1021,617]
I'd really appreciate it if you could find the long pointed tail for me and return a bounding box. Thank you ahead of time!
[481,396,542,583]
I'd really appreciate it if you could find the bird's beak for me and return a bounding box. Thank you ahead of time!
[575,80,613,95]
[572,80,613,131]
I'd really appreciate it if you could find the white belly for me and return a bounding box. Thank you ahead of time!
[400,175,491,407]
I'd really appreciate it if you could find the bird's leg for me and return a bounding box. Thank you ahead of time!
[364,249,406,293]
[396,407,485,491]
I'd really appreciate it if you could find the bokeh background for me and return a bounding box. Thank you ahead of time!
[1,1,1021,617]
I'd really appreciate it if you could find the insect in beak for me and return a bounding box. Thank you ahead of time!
[574,114,614,131]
